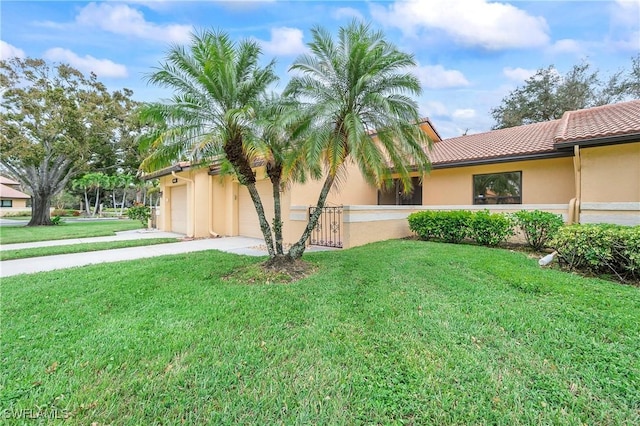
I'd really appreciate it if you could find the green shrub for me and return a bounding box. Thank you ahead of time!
[126,204,151,227]
[408,211,440,240]
[437,211,472,243]
[408,210,472,243]
[50,215,63,225]
[513,210,564,250]
[469,210,514,246]
[552,224,640,282]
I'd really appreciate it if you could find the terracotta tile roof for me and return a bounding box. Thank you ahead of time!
[429,119,561,166]
[429,100,640,167]
[554,99,640,144]
[0,183,30,199]
[0,175,20,185]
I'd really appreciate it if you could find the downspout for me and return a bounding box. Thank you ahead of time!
[569,145,581,224]
[208,175,220,238]
[171,171,195,237]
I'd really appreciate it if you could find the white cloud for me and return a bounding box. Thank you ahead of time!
[414,64,470,89]
[611,0,640,27]
[371,0,549,50]
[75,2,192,43]
[334,7,364,21]
[421,100,450,117]
[548,39,584,55]
[44,48,128,78]
[0,41,26,60]
[503,67,535,82]
[259,27,307,56]
[452,109,476,120]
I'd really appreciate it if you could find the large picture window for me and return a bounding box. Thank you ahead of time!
[378,177,423,205]
[473,171,521,204]
[1,200,13,207]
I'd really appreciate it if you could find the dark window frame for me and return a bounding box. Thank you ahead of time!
[472,171,522,205]
[1,199,13,207]
[378,176,423,206]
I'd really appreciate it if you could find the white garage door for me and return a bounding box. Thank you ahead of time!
[238,180,274,238]
[170,185,187,235]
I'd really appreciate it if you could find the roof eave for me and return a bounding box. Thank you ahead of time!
[430,150,573,170]
[554,133,640,150]
[140,164,186,181]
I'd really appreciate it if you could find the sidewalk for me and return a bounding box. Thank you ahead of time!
[0,229,185,251]
[0,232,268,278]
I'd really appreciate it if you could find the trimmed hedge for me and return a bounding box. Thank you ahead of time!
[408,210,513,246]
[513,210,564,251]
[552,224,640,282]
[469,210,515,246]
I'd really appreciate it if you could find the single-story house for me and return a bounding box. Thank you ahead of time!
[145,100,640,249]
[0,175,30,216]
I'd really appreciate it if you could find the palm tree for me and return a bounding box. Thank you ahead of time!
[140,30,279,256]
[283,21,432,259]
[247,94,316,257]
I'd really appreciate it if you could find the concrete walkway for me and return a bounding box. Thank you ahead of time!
[0,231,269,278]
[0,229,186,251]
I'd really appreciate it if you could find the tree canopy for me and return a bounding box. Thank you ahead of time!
[491,56,640,129]
[0,58,139,225]
[141,23,431,263]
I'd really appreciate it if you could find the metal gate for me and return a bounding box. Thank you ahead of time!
[309,206,343,248]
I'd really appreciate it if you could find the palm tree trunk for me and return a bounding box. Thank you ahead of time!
[83,190,90,216]
[287,173,336,260]
[245,181,276,257]
[93,187,100,217]
[271,177,284,256]
[120,189,127,216]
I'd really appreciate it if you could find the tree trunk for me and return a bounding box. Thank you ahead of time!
[120,189,126,216]
[245,181,276,257]
[287,173,336,260]
[83,190,91,216]
[92,187,100,217]
[223,135,277,258]
[267,163,284,255]
[28,192,53,226]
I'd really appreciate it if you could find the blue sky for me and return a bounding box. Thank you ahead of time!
[1,0,638,138]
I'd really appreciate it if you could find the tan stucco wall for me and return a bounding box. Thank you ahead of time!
[422,157,575,205]
[289,161,378,207]
[578,142,640,226]
[0,199,28,208]
[580,142,640,203]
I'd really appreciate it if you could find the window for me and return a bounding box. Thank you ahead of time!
[473,171,521,204]
[1,200,13,207]
[378,177,423,205]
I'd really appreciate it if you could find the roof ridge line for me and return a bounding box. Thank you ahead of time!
[554,110,572,142]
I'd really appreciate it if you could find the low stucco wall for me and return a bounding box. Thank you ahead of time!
[295,204,570,249]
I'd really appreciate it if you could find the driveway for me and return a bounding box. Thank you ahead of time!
[0,235,267,278]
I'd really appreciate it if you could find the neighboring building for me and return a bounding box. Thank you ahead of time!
[0,176,30,216]
[145,100,640,248]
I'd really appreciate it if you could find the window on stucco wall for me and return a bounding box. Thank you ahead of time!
[473,171,522,204]
[378,177,423,205]
[1,200,13,207]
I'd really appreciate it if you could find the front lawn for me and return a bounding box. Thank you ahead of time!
[0,238,179,261]
[1,240,638,424]
[0,220,143,244]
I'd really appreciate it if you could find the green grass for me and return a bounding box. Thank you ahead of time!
[0,238,178,261]
[0,220,143,244]
[1,240,639,424]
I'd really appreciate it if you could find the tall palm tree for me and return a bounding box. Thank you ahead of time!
[284,21,432,259]
[247,94,317,257]
[139,30,280,256]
